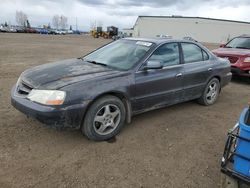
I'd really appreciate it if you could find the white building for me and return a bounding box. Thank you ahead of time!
[122,28,133,37]
[133,16,250,43]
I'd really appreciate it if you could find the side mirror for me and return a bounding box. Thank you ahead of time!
[220,44,226,48]
[144,60,163,70]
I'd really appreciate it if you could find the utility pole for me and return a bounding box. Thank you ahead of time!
[76,17,78,31]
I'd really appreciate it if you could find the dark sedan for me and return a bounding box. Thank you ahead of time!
[11,38,232,141]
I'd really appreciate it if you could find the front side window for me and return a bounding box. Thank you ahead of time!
[84,40,153,70]
[148,43,180,67]
[181,43,204,63]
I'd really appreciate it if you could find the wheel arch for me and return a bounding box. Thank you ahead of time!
[213,75,221,82]
[81,91,132,128]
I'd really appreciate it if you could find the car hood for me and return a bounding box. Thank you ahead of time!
[21,58,121,89]
[212,47,250,56]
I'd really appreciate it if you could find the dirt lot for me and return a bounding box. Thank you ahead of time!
[0,33,249,188]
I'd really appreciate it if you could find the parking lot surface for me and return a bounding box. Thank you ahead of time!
[0,33,249,188]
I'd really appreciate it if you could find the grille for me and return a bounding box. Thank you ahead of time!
[16,81,33,96]
[219,55,239,64]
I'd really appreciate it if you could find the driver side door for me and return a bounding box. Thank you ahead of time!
[133,42,184,113]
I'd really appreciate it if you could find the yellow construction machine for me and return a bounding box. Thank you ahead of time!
[91,26,118,39]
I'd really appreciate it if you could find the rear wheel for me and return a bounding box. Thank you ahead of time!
[82,95,126,141]
[198,78,220,106]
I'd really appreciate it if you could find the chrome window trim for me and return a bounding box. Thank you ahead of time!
[135,64,183,74]
[135,42,181,73]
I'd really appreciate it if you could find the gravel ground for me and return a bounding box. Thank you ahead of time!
[0,33,249,188]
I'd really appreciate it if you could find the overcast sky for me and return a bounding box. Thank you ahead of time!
[1,0,250,31]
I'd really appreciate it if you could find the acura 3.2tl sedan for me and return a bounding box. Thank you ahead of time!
[11,38,232,141]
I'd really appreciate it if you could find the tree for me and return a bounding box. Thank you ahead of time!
[52,15,68,30]
[90,21,96,30]
[52,15,60,29]
[16,10,28,27]
[60,15,67,30]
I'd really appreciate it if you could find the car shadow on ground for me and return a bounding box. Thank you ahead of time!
[25,101,195,143]
[31,97,221,143]
[231,76,250,85]
[122,100,200,132]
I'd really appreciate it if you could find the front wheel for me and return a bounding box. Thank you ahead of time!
[198,78,220,106]
[82,95,126,141]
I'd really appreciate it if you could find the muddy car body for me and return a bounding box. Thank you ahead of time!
[11,38,232,140]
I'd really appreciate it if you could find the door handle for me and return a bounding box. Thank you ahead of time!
[176,73,182,77]
[208,68,213,71]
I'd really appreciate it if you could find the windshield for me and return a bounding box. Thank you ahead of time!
[225,37,250,49]
[83,40,153,70]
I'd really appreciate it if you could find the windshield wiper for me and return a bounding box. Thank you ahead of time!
[85,60,107,67]
[77,56,84,60]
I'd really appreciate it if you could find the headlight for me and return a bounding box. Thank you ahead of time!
[16,77,21,85]
[27,90,66,105]
[244,57,250,63]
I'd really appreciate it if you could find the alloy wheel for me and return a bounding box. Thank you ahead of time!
[93,104,121,135]
[206,81,218,104]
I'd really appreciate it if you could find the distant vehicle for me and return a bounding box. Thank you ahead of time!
[16,28,25,33]
[91,27,102,38]
[67,30,73,34]
[0,26,7,32]
[53,30,66,35]
[104,26,118,39]
[11,38,231,141]
[61,30,67,35]
[25,28,37,33]
[183,36,198,42]
[91,26,118,39]
[54,30,62,35]
[212,35,250,78]
[36,28,48,34]
[73,30,81,35]
[48,29,56,35]
[112,33,127,40]
[8,28,17,33]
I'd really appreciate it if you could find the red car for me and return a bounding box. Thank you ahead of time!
[212,35,250,78]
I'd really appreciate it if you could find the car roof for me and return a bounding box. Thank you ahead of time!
[238,34,250,38]
[122,37,197,45]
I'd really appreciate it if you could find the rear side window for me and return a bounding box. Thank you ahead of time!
[181,43,205,63]
[149,43,180,67]
[202,50,209,61]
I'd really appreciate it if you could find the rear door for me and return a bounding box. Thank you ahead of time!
[180,42,214,100]
[133,42,184,112]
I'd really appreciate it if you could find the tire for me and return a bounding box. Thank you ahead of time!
[198,78,220,106]
[82,95,126,141]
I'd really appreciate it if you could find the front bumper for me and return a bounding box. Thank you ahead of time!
[11,85,90,129]
[231,67,250,77]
